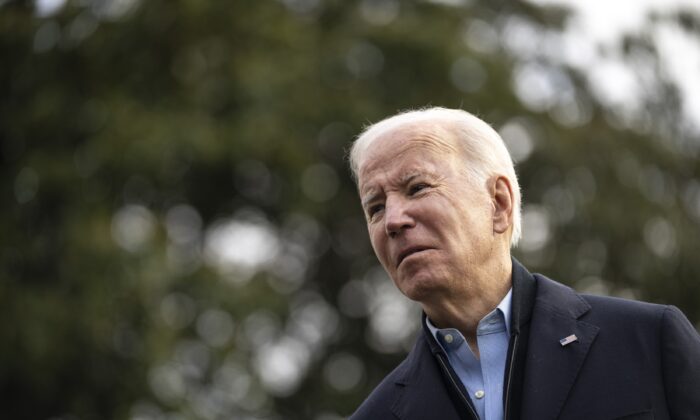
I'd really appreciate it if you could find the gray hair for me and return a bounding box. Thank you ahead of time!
[349,107,522,247]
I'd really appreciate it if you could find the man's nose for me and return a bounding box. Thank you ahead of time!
[384,198,415,238]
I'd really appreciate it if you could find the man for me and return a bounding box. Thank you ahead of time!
[348,107,700,420]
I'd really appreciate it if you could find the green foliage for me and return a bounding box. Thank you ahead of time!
[1,0,699,419]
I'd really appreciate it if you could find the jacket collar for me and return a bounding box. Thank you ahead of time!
[510,257,537,336]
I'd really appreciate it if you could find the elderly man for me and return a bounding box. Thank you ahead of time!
[348,107,700,420]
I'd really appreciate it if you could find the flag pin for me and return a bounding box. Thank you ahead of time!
[559,334,578,346]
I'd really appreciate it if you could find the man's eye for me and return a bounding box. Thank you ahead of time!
[409,183,428,195]
[367,204,384,218]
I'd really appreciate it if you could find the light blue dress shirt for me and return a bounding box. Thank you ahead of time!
[426,289,512,420]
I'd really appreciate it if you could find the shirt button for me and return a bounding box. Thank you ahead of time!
[474,390,485,399]
[444,334,454,344]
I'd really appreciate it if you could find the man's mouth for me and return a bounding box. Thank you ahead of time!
[397,247,431,267]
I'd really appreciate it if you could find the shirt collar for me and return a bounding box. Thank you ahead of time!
[425,287,514,344]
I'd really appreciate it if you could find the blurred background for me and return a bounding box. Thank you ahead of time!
[2,0,700,418]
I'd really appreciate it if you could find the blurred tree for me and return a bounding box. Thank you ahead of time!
[1,0,699,419]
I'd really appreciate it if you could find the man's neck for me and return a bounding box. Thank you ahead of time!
[422,256,512,352]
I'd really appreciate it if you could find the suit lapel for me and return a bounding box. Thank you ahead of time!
[520,276,600,420]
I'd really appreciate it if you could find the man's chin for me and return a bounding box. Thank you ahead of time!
[395,275,442,302]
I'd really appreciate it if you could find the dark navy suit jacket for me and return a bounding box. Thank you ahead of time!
[351,261,700,420]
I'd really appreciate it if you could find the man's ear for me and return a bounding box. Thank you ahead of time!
[491,176,514,235]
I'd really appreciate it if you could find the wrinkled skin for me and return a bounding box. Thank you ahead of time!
[357,122,513,337]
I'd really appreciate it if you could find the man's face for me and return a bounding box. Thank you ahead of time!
[357,124,497,303]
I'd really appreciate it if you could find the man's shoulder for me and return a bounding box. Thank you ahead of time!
[533,271,670,323]
[349,349,415,419]
[581,292,666,313]
[350,332,441,419]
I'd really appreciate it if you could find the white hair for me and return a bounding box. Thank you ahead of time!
[349,107,522,247]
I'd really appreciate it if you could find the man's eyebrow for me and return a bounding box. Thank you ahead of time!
[399,172,420,185]
[361,172,432,208]
[399,171,438,187]
[361,190,380,209]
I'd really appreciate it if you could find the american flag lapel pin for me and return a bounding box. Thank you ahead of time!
[559,334,578,346]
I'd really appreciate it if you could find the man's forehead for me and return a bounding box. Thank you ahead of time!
[360,167,426,194]
[359,124,458,169]
[358,150,451,203]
